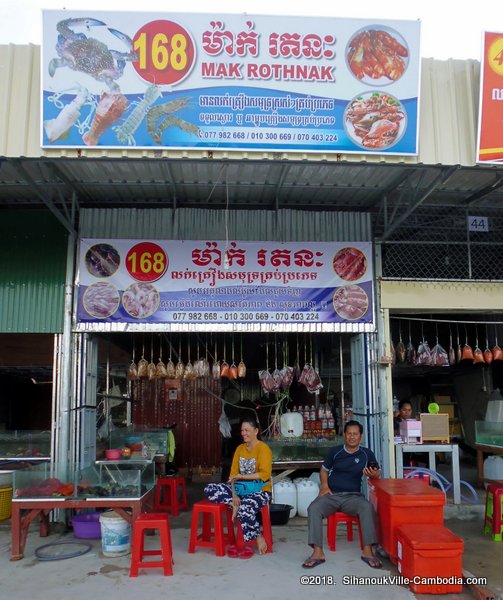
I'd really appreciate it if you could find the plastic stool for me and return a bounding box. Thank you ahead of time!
[326,512,363,552]
[235,504,273,553]
[129,512,173,577]
[188,500,236,556]
[154,476,188,516]
[484,484,503,541]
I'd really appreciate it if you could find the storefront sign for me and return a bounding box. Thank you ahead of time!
[76,239,374,326]
[42,11,420,155]
[477,31,503,163]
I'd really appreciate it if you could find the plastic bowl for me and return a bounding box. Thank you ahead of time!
[269,503,293,526]
[105,449,122,460]
[71,512,102,539]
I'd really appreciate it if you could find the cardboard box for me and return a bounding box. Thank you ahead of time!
[438,404,455,419]
[433,395,453,404]
[420,413,450,443]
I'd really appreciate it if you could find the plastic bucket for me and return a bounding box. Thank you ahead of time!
[273,480,297,517]
[99,511,131,557]
[296,480,319,517]
[484,456,503,487]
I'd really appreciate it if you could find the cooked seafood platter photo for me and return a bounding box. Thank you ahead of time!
[346,25,409,85]
[344,91,406,150]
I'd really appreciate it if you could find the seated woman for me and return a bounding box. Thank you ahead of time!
[393,399,414,436]
[204,416,272,556]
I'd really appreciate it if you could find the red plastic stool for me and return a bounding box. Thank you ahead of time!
[129,512,173,577]
[235,504,273,553]
[188,500,236,556]
[484,484,503,541]
[154,476,188,516]
[326,512,363,552]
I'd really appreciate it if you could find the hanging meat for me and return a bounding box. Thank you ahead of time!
[258,369,279,393]
[220,361,230,378]
[175,359,185,380]
[279,366,294,390]
[493,329,503,361]
[461,344,474,362]
[298,364,323,393]
[228,363,238,381]
[406,324,416,365]
[416,339,432,366]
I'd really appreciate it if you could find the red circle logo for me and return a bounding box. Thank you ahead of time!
[125,242,168,282]
[132,20,196,85]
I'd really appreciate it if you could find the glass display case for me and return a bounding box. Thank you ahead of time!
[475,421,503,447]
[0,430,51,459]
[12,460,155,499]
[108,427,169,459]
[267,437,341,462]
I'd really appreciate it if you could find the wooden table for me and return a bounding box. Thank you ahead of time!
[10,487,154,560]
[475,443,503,488]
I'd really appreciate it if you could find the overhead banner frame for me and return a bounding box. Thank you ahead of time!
[42,11,420,155]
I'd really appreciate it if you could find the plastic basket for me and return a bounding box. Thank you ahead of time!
[0,487,13,521]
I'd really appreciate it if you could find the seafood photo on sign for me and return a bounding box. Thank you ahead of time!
[344,91,406,150]
[122,282,160,319]
[48,17,137,92]
[346,25,409,85]
[83,282,120,318]
[85,243,121,277]
[333,247,367,281]
[333,284,369,321]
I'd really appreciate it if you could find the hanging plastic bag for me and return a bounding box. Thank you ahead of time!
[166,359,176,379]
[258,369,279,393]
[431,341,449,366]
[127,360,139,381]
[416,339,432,366]
[237,360,247,378]
[218,405,232,438]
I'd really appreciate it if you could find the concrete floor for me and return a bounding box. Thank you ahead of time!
[0,455,501,600]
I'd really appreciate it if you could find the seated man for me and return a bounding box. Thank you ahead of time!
[302,419,382,569]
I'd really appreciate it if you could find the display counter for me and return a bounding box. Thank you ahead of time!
[13,460,155,499]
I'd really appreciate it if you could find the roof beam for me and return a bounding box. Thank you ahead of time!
[11,159,75,234]
[379,165,459,241]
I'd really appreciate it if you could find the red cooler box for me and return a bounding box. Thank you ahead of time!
[396,524,464,594]
[368,479,445,564]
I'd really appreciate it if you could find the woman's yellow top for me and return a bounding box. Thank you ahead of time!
[230,440,272,493]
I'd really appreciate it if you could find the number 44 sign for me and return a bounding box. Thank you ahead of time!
[467,216,489,232]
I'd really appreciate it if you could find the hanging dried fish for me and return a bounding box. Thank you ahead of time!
[396,326,406,363]
[406,323,416,365]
